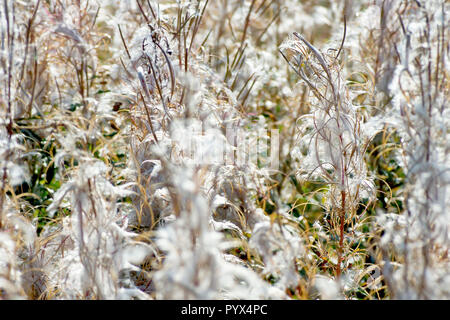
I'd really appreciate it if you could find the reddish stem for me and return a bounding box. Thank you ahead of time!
[337,190,346,278]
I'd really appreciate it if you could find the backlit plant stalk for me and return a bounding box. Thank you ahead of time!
[280,32,374,282]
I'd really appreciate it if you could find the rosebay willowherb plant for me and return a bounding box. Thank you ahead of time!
[0,0,448,300]
[280,30,375,292]
[43,160,152,299]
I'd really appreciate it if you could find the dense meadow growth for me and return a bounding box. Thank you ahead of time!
[0,0,448,300]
